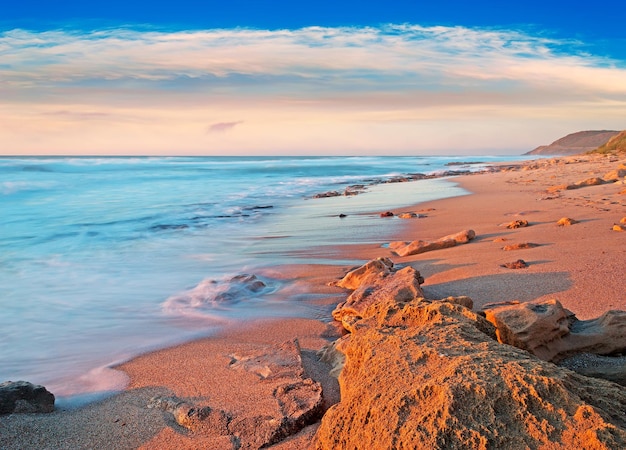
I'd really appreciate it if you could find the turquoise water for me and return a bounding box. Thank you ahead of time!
[0,155,522,403]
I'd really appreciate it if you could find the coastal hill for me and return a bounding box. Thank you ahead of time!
[525,130,620,155]
[589,129,626,154]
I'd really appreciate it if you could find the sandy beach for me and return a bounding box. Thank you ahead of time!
[2,153,625,449]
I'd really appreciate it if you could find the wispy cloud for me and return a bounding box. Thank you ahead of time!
[207,121,243,133]
[1,25,625,154]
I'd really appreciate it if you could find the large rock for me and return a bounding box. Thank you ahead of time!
[333,257,395,290]
[0,381,55,414]
[313,299,626,449]
[390,229,475,257]
[332,266,424,328]
[482,299,626,362]
[313,261,626,449]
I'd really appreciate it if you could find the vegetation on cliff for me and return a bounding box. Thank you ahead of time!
[589,129,626,155]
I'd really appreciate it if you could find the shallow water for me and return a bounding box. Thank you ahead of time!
[0,155,524,404]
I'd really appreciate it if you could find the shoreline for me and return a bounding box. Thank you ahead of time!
[2,153,625,448]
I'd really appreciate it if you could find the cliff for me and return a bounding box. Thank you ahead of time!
[525,130,620,155]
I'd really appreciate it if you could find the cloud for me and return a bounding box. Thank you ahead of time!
[207,121,243,133]
[1,24,625,154]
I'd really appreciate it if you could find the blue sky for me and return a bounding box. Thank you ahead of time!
[1,1,625,155]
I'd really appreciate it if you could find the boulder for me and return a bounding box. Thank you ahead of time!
[482,299,626,362]
[391,229,475,257]
[0,381,55,415]
[333,257,395,290]
[332,265,424,329]
[314,299,626,449]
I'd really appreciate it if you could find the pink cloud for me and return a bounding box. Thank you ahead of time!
[207,121,243,133]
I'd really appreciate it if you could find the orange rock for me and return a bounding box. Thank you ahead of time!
[557,217,578,226]
[603,168,626,181]
[502,242,539,250]
[332,265,424,328]
[333,257,394,290]
[506,219,529,229]
[314,298,626,449]
[391,229,475,257]
[613,224,626,232]
[482,299,626,362]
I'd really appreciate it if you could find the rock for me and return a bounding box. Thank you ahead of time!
[621,217,626,224]
[317,338,348,378]
[228,339,304,380]
[148,339,324,447]
[397,212,419,219]
[506,219,529,229]
[502,242,539,250]
[0,381,55,415]
[548,177,610,192]
[603,168,626,181]
[557,217,578,226]
[391,229,475,257]
[613,224,626,232]
[379,211,394,217]
[569,177,609,189]
[313,297,626,449]
[333,265,425,329]
[229,379,324,448]
[501,259,528,269]
[438,295,474,309]
[148,396,230,433]
[482,299,626,362]
[333,257,395,290]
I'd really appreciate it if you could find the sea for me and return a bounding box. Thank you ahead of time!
[0,155,525,406]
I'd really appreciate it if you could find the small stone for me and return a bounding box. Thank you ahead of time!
[557,217,578,226]
[501,259,528,269]
[502,243,539,251]
[380,211,394,217]
[505,220,529,229]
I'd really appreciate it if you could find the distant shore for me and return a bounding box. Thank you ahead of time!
[2,152,625,449]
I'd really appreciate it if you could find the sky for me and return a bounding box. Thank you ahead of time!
[2,1,626,155]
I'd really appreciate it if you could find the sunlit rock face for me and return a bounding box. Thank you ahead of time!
[313,258,626,450]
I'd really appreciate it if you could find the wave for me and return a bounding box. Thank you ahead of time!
[162,274,278,319]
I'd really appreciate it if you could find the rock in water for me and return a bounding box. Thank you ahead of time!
[0,381,55,414]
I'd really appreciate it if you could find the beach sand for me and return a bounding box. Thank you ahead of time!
[1,153,624,449]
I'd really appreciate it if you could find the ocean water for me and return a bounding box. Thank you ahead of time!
[0,155,522,405]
